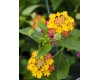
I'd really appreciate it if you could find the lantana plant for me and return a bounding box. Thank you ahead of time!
[19,11,80,80]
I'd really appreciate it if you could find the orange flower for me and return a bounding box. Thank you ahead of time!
[62,31,70,37]
[32,15,46,29]
[72,22,76,27]
[48,65,55,72]
[33,15,41,29]
[45,53,52,59]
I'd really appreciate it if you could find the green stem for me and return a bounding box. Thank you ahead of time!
[61,47,64,53]
[53,47,64,58]
[74,3,80,13]
[45,0,50,16]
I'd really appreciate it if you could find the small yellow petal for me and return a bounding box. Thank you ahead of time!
[32,51,37,57]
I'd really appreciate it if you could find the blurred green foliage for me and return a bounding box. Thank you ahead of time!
[19,0,80,80]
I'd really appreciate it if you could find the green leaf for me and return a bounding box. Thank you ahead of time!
[40,77,49,80]
[19,27,43,42]
[31,12,36,19]
[31,0,40,4]
[22,5,40,15]
[70,29,80,38]
[19,59,28,75]
[19,16,26,22]
[37,43,51,58]
[49,53,70,80]
[51,0,64,10]
[21,59,28,66]
[58,37,80,51]
[28,28,34,36]
[19,27,31,35]
[26,20,34,26]
[38,20,47,32]
[58,29,80,51]
[49,71,58,80]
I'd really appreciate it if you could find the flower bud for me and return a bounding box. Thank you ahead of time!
[54,33,61,40]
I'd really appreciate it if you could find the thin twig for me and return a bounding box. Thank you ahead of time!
[45,0,50,16]
[53,47,64,58]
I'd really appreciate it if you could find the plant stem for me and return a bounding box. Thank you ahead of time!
[53,47,64,58]
[45,0,50,16]
[74,3,80,13]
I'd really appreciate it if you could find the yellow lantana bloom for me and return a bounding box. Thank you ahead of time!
[47,11,75,34]
[43,70,51,77]
[27,51,54,79]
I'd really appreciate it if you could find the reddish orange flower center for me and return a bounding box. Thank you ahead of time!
[49,65,55,72]
[45,53,52,59]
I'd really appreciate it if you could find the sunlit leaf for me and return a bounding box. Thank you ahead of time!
[38,20,47,32]
[22,5,40,15]
[19,27,43,42]
[36,43,51,58]
[58,29,80,51]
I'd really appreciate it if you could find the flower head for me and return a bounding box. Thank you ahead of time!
[47,11,75,34]
[32,15,46,30]
[27,51,54,79]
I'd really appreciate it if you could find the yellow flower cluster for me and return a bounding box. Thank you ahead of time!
[27,51,54,79]
[47,11,75,33]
